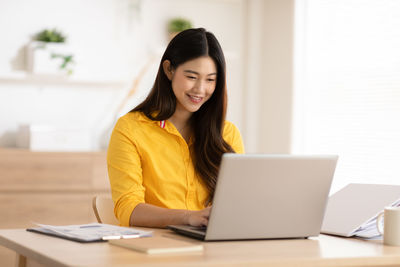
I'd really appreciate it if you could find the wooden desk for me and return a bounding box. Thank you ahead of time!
[1,228,400,267]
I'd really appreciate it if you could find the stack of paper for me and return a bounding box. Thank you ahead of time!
[353,199,400,240]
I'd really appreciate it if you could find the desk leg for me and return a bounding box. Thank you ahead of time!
[15,253,26,267]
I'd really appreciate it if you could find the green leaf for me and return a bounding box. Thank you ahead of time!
[33,28,67,43]
[168,18,192,33]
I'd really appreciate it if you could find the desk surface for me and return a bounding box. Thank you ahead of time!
[1,228,400,267]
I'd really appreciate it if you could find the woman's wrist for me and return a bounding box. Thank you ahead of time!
[182,210,191,225]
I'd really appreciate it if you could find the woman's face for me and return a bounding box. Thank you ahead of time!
[166,56,217,115]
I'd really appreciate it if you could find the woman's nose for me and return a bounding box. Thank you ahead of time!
[194,79,206,93]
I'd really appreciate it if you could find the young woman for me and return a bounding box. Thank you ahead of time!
[107,28,244,228]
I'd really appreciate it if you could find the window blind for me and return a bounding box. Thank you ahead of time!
[293,0,400,193]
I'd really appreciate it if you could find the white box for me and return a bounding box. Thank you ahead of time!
[17,125,93,151]
[26,41,73,75]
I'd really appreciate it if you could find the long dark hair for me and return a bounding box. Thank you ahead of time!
[132,28,235,203]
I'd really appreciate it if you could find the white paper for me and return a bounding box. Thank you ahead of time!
[353,200,400,240]
[32,222,152,242]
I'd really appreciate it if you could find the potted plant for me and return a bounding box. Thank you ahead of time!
[26,28,74,75]
[167,18,192,40]
[34,29,66,43]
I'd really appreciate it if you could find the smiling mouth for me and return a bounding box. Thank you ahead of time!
[187,94,203,103]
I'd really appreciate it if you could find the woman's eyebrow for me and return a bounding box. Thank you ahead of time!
[184,70,217,76]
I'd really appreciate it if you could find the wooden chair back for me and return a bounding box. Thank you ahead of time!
[92,196,119,225]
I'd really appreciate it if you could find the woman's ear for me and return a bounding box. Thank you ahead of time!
[162,60,174,80]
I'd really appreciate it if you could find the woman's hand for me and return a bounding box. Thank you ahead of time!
[186,206,212,227]
[130,203,212,228]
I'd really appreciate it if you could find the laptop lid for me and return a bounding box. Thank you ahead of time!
[321,183,400,237]
[169,154,338,241]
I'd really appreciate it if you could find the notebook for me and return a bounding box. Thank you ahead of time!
[168,154,338,241]
[321,183,400,238]
[109,236,203,254]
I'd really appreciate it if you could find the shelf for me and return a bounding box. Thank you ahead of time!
[0,148,109,192]
[0,72,127,89]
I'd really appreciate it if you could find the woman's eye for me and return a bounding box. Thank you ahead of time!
[186,76,196,80]
[207,79,216,82]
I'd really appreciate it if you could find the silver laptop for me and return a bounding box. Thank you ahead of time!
[168,154,338,241]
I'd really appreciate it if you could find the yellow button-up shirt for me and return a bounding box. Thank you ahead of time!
[107,111,245,226]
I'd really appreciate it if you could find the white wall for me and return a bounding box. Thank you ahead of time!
[0,0,245,150]
[0,0,140,78]
[260,0,294,153]
[0,0,140,149]
[242,0,295,153]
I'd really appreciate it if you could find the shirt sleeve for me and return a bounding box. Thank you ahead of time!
[223,121,245,154]
[107,117,145,227]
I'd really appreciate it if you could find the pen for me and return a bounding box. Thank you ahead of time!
[122,234,141,239]
[80,225,101,228]
[102,235,122,240]
[102,234,141,240]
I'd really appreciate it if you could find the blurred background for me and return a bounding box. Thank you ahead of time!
[1,0,400,264]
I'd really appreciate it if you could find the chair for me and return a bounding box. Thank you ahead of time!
[92,196,120,225]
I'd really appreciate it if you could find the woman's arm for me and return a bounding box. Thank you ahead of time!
[130,203,211,228]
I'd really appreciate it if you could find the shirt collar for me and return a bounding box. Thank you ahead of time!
[136,111,192,143]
